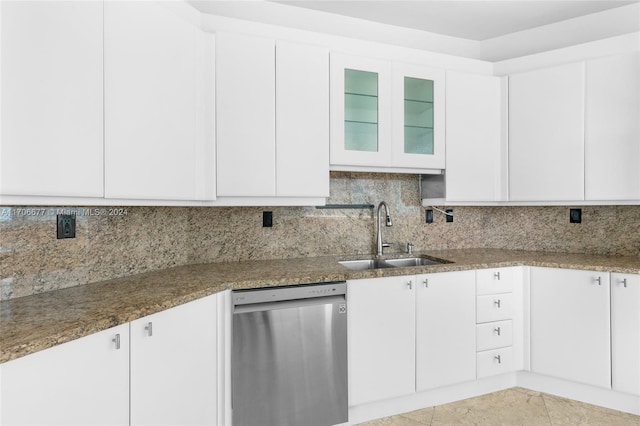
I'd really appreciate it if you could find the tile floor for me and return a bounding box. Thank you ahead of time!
[358,388,640,425]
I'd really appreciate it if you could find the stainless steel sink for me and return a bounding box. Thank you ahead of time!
[384,257,444,267]
[339,256,447,271]
[338,259,395,271]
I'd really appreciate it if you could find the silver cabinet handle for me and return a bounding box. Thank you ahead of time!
[594,276,602,285]
[494,327,501,336]
[407,280,413,290]
[494,355,502,364]
[494,299,501,308]
[494,271,501,280]
[423,278,428,288]
[621,278,628,288]
[145,322,153,337]
[112,334,121,350]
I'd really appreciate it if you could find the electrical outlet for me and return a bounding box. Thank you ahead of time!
[446,209,454,223]
[263,211,273,228]
[57,214,76,239]
[570,208,582,224]
[425,209,433,224]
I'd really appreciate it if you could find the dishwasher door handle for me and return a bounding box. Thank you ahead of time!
[234,295,346,314]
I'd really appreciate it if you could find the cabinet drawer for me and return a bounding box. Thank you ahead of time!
[477,293,513,323]
[476,268,515,295]
[476,320,513,351]
[477,347,514,379]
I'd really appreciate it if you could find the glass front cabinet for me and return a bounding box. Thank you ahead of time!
[330,53,445,171]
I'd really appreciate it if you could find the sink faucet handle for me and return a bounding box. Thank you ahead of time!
[406,242,414,255]
[382,242,391,248]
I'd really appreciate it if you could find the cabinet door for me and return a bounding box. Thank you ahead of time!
[509,62,585,201]
[585,53,640,201]
[611,273,640,395]
[104,2,215,201]
[445,71,502,202]
[216,32,275,197]
[348,276,415,405]
[0,324,129,426]
[276,41,330,197]
[391,63,445,169]
[330,53,392,168]
[0,1,103,197]
[131,295,217,425]
[530,267,610,388]
[416,271,476,391]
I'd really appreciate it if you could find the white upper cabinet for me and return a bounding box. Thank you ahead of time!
[216,32,276,197]
[445,71,502,202]
[104,2,215,201]
[330,53,392,168]
[391,63,445,169]
[217,33,329,199]
[275,41,330,198]
[585,53,640,201]
[509,62,585,202]
[0,1,104,197]
[330,53,444,172]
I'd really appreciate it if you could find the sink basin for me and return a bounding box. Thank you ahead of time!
[339,259,395,271]
[339,256,447,270]
[384,257,444,267]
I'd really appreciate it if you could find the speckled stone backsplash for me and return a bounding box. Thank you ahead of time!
[2,172,640,300]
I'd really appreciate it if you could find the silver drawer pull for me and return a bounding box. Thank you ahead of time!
[494,271,501,280]
[112,334,121,350]
[407,280,413,290]
[423,278,428,288]
[494,299,501,308]
[621,278,628,288]
[494,355,502,364]
[494,327,501,336]
[594,277,602,286]
[145,322,153,337]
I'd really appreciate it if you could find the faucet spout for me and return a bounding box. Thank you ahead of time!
[376,201,392,256]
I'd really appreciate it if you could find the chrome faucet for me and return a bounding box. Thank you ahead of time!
[376,201,393,256]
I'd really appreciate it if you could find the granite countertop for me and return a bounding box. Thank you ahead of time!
[2,248,640,364]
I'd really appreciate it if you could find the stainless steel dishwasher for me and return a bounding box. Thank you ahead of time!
[232,281,348,426]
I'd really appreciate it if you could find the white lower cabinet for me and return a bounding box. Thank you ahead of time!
[0,295,219,426]
[348,270,476,404]
[475,268,517,379]
[416,271,476,391]
[348,276,416,405]
[130,295,217,425]
[530,267,611,388]
[611,273,640,396]
[0,324,130,426]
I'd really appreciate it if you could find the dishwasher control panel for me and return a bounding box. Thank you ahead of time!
[232,281,347,306]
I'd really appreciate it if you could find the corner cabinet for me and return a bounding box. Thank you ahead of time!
[508,62,585,202]
[530,267,611,388]
[330,53,444,172]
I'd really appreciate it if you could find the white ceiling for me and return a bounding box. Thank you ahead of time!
[271,0,638,41]
[188,0,640,61]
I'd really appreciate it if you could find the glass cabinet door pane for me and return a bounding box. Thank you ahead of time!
[404,76,434,155]
[344,69,379,152]
[345,93,378,123]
